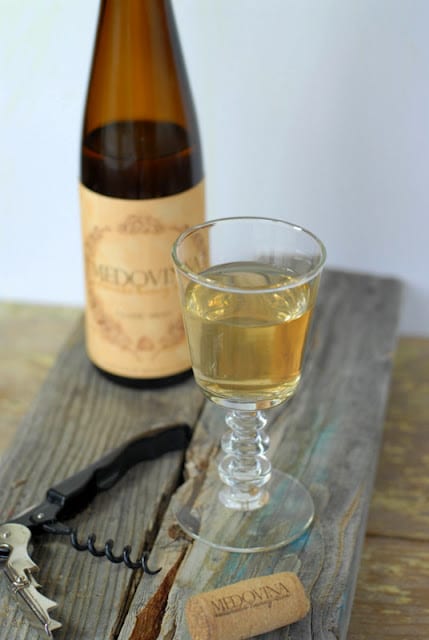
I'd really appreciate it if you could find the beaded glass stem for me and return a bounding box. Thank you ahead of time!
[218,410,271,510]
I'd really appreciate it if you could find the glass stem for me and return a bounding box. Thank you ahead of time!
[222,410,269,453]
[218,410,271,511]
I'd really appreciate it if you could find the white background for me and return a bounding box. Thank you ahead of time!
[1,0,428,335]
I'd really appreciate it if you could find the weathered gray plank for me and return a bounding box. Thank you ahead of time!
[0,319,205,639]
[120,270,402,640]
[0,270,402,640]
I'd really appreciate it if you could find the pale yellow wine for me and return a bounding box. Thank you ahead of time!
[183,261,318,408]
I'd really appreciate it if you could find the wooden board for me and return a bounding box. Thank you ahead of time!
[364,337,429,540]
[0,302,80,454]
[348,537,429,639]
[348,336,429,639]
[0,270,402,639]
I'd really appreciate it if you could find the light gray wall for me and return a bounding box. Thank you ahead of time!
[1,1,428,335]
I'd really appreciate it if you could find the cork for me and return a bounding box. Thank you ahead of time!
[185,572,310,640]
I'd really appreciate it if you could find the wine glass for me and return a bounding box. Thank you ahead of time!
[171,217,326,552]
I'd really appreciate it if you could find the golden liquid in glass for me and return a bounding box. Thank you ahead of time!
[183,261,317,407]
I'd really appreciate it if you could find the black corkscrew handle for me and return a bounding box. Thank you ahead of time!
[7,423,191,574]
[45,423,192,523]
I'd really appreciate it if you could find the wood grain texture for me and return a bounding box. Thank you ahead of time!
[349,337,429,639]
[0,302,80,455]
[348,538,429,639]
[0,270,403,639]
[365,337,429,540]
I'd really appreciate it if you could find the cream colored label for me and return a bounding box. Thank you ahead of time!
[80,181,205,378]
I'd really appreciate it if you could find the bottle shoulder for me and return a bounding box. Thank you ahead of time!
[81,119,203,199]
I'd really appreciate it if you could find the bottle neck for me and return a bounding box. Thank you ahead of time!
[98,0,172,49]
[84,0,193,132]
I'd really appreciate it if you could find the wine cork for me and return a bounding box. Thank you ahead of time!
[185,572,309,640]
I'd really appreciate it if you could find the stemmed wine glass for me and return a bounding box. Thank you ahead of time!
[171,217,326,552]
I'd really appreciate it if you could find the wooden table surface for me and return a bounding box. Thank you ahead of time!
[0,301,428,639]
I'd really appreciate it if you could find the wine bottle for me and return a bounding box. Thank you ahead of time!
[79,0,205,386]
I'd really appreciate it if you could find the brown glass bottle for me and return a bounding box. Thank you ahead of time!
[80,0,204,387]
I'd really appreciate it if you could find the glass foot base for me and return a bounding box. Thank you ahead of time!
[173,469,314,553]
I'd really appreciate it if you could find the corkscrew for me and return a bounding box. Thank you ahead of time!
[41,522,161,573]
[0,423,192,636]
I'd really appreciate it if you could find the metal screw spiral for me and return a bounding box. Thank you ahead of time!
[42,523,161,574]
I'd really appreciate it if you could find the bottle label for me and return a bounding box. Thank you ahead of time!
[79,181,205,378]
